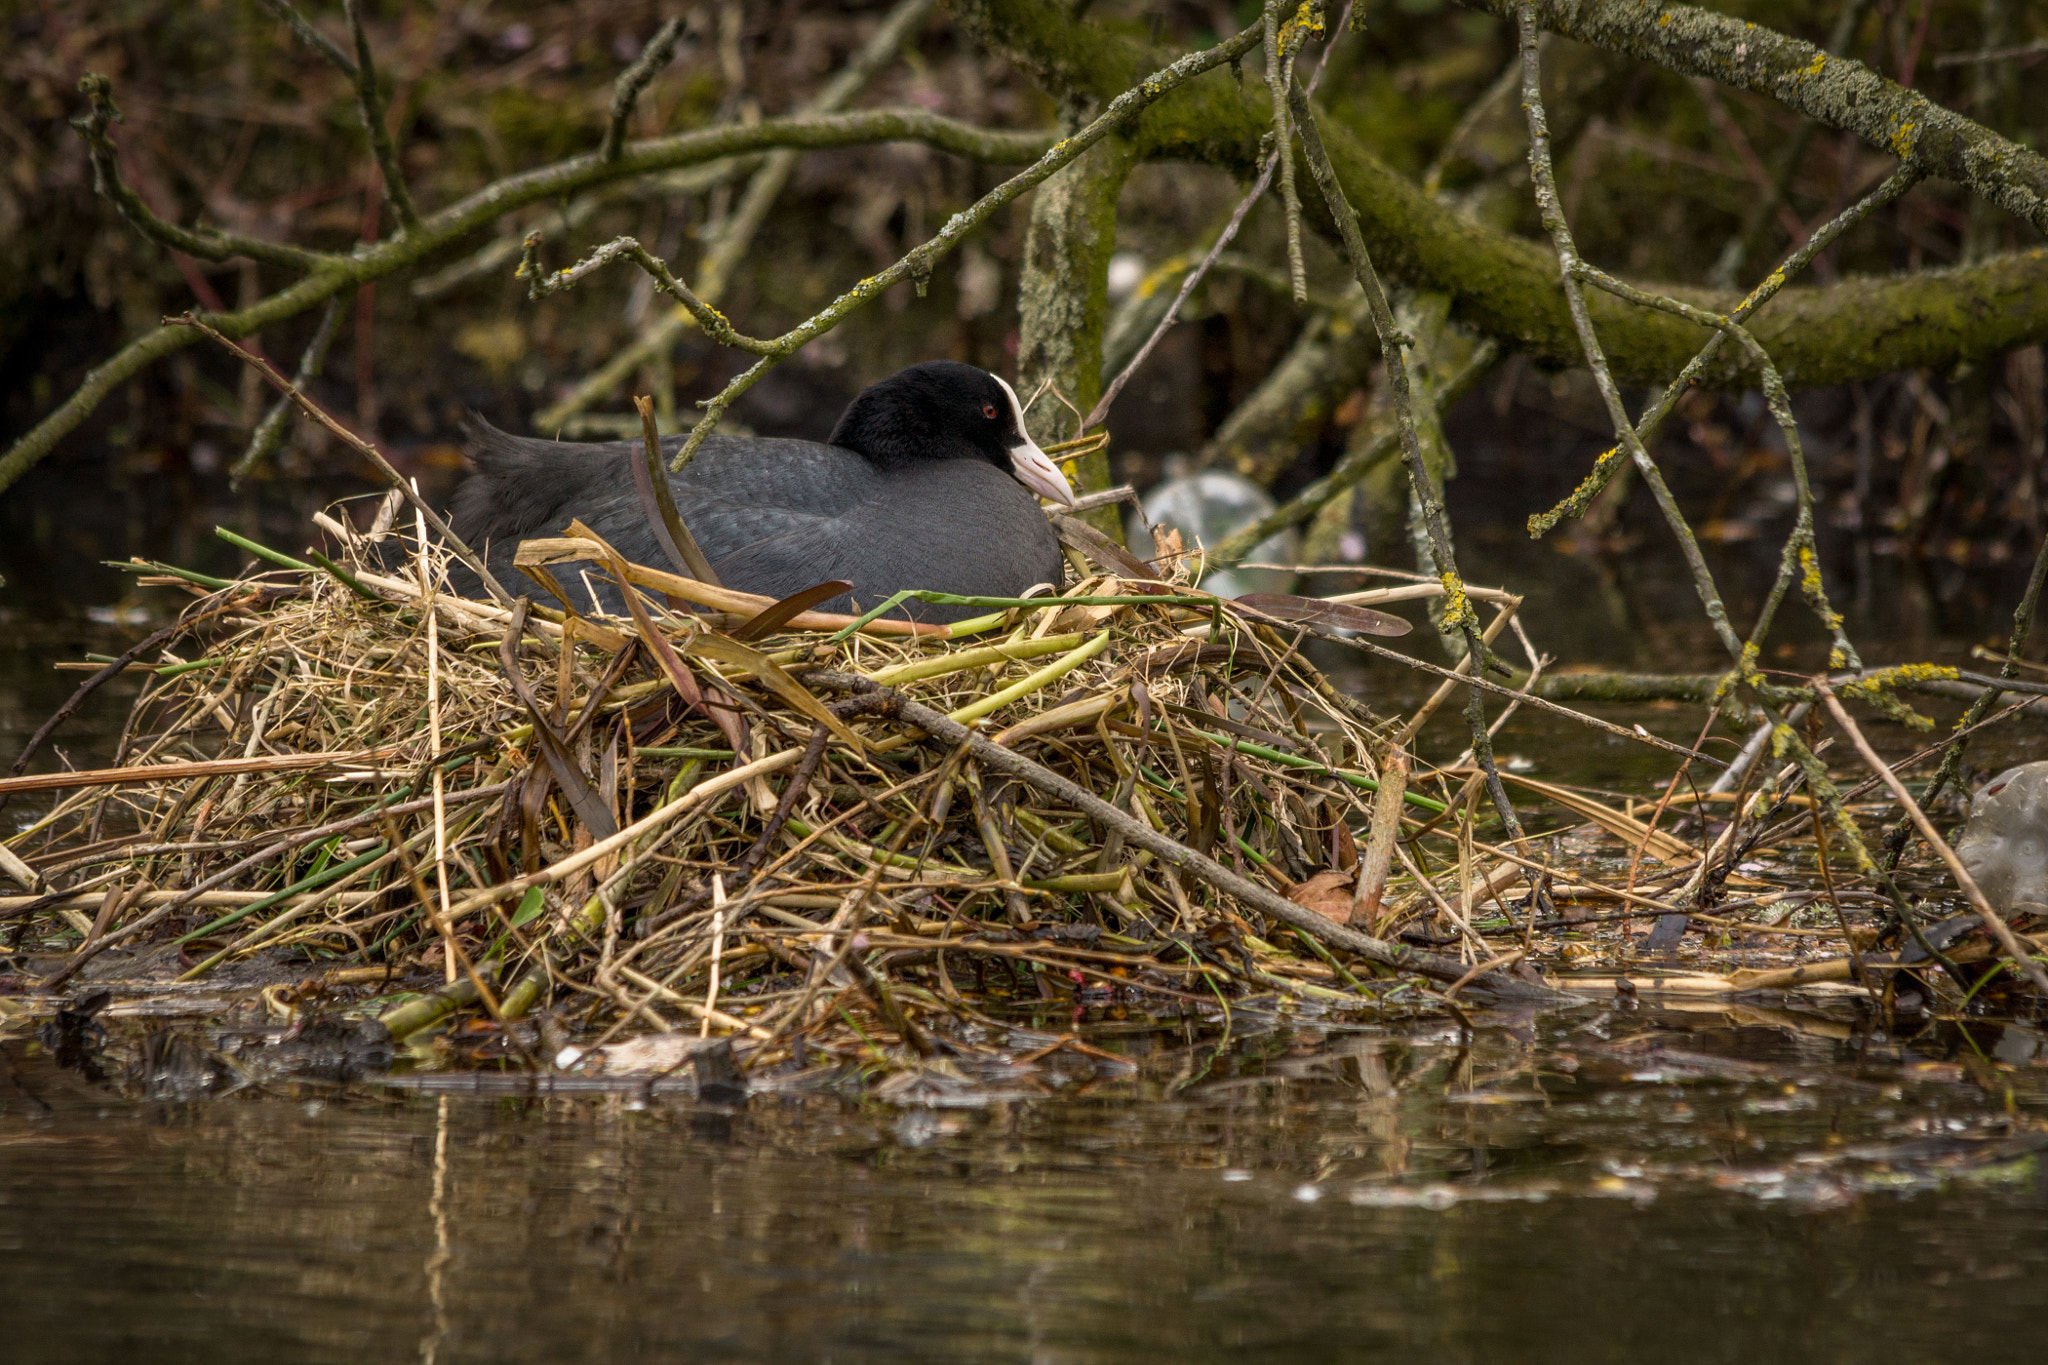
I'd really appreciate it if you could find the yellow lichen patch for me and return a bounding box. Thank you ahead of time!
[1890,122,1919,159]
[1841,664,1957,732]
[1711,643,1763,706]
[1528,446,1629,536]
[1436,573,1477,632]
[1863,662,1959,687]
[1796,546,1841,627]
[1279,2,1323,53]
[1803,53,1826,79]
[1736,270,1788,315]
[1769,722,1795,759]
[1570,446,1624,496]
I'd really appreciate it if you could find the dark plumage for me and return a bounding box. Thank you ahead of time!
[446,361,1073,623]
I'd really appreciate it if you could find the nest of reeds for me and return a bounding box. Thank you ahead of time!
[2,500,1549,1061]
[13,501,2033,1079]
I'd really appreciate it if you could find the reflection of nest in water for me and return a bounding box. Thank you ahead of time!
[10,514,2030,1079]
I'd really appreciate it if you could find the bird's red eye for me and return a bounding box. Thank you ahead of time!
[982,403,998,420]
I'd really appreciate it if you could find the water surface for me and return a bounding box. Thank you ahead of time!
[3,1002,2045,1364]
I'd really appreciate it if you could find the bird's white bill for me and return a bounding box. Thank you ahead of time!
[1010,440,1076,506]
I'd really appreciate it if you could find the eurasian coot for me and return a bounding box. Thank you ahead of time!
[447,361,1072,622]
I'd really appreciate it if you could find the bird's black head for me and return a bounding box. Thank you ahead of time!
[828,360,1075,505]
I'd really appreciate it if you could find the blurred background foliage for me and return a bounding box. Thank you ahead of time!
[0,0,2042,626]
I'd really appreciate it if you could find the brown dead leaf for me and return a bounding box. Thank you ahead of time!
[1285,869,1356,924]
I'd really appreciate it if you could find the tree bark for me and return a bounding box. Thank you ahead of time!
[1017,130,1135,537]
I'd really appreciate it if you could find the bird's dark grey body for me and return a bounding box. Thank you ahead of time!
[445,363,1072,624]
[449,429,1062,622]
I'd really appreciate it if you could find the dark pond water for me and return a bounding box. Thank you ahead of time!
[4,1002,2047,1365]
[5,463,2048,1362]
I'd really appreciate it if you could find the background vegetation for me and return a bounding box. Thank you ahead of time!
[0,0,2042,612]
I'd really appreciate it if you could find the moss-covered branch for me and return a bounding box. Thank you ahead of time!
[949,0,2048,387]
[1461,0,2048,236]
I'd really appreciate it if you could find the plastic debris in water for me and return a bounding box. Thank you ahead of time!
[1956,761,2048,912]
[1134,469,1299,600]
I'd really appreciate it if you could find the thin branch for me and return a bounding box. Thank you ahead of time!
[1336,633,1724,765]
[230,297,344,486]
[1458,0,2048,235]
[650,19,1270,480]
[1209,337,1495,561]
[1933,37,2048,67]
[1504,9,1956,971]
[169,315,513,608]
[4,107,1057,494]
[411,157,762,300]
[1087,0,1353,433]
[1512,5,1743,662]
[70,74,337,272]
[1881,527,2048,870]
[1286,78,1528,845]
[1818,683,2048,998]
[342,0,419,230]
[538,0,942,429]
[1261,0,1307,304]
[1569,262,1861,670]
[254,0,357,76]
[1530,162,1921,536]
[1704,0,1874,290]
[603,18,685,163]
[520,234,777,354]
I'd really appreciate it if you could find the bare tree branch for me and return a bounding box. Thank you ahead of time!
[1459,0,2048,237]
[343,0,419,230]
[646,18,1271,482]
[5,108,1055,494]
[230,297,344,485]
[603,18,685,163]
[70,75,337,272]
[951,0,2048,386]
[539,0,942,429]
[1288,74,1528,846]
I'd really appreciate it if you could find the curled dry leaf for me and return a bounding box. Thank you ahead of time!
[1285,868,1357,924]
